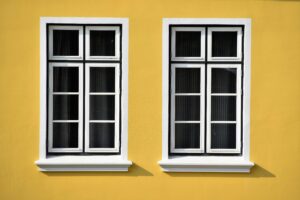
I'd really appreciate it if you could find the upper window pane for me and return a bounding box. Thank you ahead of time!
[212,68,236,93]
[90,67,115,92]
[53,30,79,56]
[212,31,237,57]
[175,31,201,57]
[175,68,200,93]
[53,67,79,92]
[90,31,115,56]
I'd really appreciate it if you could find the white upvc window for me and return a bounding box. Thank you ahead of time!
[160,18,254,173]
[36,17,131,172]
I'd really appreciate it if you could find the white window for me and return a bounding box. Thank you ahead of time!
[36,17,131,171]
[160,18,254,172]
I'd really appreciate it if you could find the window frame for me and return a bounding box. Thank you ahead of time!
[160,18,254,173]
[36,17,131,172]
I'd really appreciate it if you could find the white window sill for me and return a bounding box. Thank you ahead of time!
[35,156,132,172]
[159,156,254,173]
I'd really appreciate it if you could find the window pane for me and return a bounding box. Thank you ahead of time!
[90,95,115,120]
[90,67,115,92]
[211,96,236,121]
[53,123,78,148]
[89,123,115,148]
[53,95,78,120]
[90,30,115,56]
[175,123,200,148]
[175,31,201,57]
[175,68,200,93]
[212,32,237,57]
[53,30,79,56]
[175,96,200,121]
[212,68,236,93]
[211,123,236,149]
[53,67,78,92]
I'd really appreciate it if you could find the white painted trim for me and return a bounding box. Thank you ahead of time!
[207,27,242,61]
[85,26,120,60]
[38,17,131,172]
[160,18,253,173]
[171,27,205,61]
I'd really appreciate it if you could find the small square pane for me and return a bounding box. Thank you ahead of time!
[89,123,115,148]
[53,95,78,120]
[211,123,236,149]
[175,31,201,57]
[212,32,237,57]
[212,68,236,93]
[90,95,115,120]
[211,96,236,121]
[175,96,200,121]
[53,67,79,92]
[175,68,200,93]
[90,30,115,56]
[53,123,78,148]
[53,30,79,56]
[90,67,115,92]
[175,123,200,149]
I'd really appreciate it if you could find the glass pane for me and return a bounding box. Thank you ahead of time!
[212,68,236,93]
[211,96,236,121]
[211,123,236,149]
[175,31,201,57]
[90,95,115,120]
[53,95,78,120]
[90,67,115,92]
[53,67,78,92]
[53,123,78,148]
[90,30,115,56]
[212,31,237,57]
[89,123,115,148]
[53,30,79,56]
[175,68,200,93]
[175,96,200,121]
[175,123,200,149]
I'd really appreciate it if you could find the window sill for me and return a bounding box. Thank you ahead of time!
[158,156,254,173]
[35,156,132,172]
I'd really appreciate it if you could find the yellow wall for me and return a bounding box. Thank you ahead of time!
[0,0,300,199]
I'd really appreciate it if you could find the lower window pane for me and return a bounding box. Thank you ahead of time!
[53,95,78,120]
[211,96,236,121]
[53,123,78,148]
[175,123,200,149]
[90,95,115,120]
[175,96,200,121]
[89,123,115,148]
[211,123,236,149]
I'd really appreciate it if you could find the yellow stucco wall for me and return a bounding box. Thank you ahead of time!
[0,0,300,199]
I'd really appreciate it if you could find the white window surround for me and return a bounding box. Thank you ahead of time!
[36,17,132,172]
[159,18,254,173]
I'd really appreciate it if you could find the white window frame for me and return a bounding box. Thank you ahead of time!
[85,26,120,60]
[36,17,132,172]
[49,26,84,60]
[171,27,206,61]
[159,18,254,173]
[85,63,120,153]
[48,63,83,153]
[170,64,205,153]
[207,27,242,61]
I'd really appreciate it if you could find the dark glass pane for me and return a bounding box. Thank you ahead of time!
[53,67,78,92]
[53,123,78,148]
[211,96,236,121]
[175,123,200,148]
[175,31,201,57]
[90,30,115,56]
[53,95,78,120]
[211,123,236,149]
[175,68,200,93]
[175,96,200,121]
[212,31,237,57]
[90,95,115,120]
[90,67,115,92]
[212,68,236,93]
[53,30,79,56]
[89,123,115,148]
